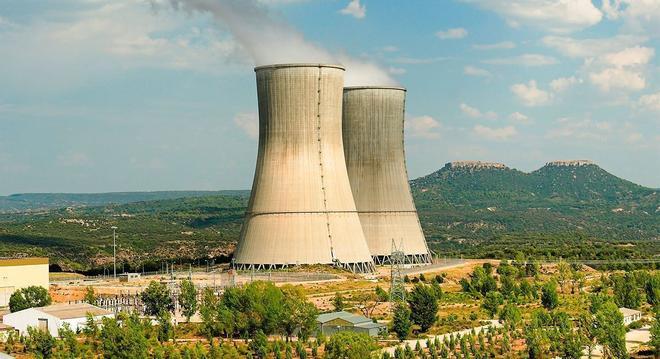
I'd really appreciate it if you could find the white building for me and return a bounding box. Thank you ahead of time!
[619,307,643,325]
[3,303,114,337]
[0,258,49,307]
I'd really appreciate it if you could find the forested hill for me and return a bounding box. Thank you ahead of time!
[0,160,658,270]
[0,191,249,213]
[411,160,657,211]
[412,160,659,259]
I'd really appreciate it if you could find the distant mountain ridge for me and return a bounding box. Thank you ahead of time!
[0,190,250,213]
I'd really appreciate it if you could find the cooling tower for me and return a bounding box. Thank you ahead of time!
[342,86,432,265]
[233,64,375,273]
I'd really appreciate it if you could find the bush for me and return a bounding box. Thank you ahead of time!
[9,286,51,312]
[324,332,377,359]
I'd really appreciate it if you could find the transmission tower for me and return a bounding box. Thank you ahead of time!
[390,239,406,304]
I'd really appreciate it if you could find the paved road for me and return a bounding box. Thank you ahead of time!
[382,320,502,355]
[400,259,468,276]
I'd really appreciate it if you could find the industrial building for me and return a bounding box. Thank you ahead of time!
[0,258,49,307]
[342,87,431,264]
[233,64,376,273]
[3,303,114,337]
[316,311,386,337]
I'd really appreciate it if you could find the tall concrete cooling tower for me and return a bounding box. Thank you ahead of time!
[233,64,376,273]
[342,86,432,265]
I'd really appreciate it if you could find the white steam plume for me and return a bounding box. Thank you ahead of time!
[164,0,397,86]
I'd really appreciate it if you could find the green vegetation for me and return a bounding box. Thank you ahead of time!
[413,162,659,261]
[9,285,52,312]
[1,161,658,270]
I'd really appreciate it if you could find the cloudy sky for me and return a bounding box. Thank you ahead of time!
[0,0,659,195]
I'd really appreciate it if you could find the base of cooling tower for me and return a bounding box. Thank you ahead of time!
[232,260,375,274]
[372,253,433,266]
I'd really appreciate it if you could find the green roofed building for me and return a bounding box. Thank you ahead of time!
[316,311,387,337]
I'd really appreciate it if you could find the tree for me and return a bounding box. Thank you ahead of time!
[281,286,318,341]
[651,311,660,357]
[332,292,345,312]
[84,286,97,305]
[392,302,412,341]
[541,281,559,310]
[352,291,381,318]
[430,281,443,300]
[594,301,628,359]
[612,273,641,309]
[141,281,174,316]
[9,286,52,312]
[646,274,660,307]
[557,260,571,293]
[499,303,521,329]
[324,331,377,359]
[178,279,198,322]
[248,330,269,359]
[199,287,220,340]
[26,326,55,358]
[375,286,389,302]
[482,291,504,318]
[99,313,149,359]
[407,284,438,332]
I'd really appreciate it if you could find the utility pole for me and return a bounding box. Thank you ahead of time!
[390,239,406,305]
[111,226,118,279]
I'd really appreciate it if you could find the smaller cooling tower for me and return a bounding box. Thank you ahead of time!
[233,64,375,273]
[342,86,432,265]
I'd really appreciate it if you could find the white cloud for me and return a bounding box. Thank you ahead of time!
[436,28,468,40]
[463,65,491,77]
[461,0,603,33]
[0,2,245,92]
[509,112,531,124]
[406,116,441,139]
[233,112,259,139]
[589,68,646,92]
[625,132,643,144]
[601,46,654,67]
[483,54,559,66]
[473,41,516,50]
[339,0,366,19]
[549,76,580,92]
[382,45,399,52]
[639,92,660,112]
[472,125,517,140]
[460,103,497,120]
[542,34,647,58]
[510,80,552,106]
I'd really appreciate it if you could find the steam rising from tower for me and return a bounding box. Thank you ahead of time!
[233,64,376,273]
[342,87,432,265]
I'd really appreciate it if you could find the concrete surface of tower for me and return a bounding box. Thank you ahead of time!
[233,64,375,273]
[342,86,432,265]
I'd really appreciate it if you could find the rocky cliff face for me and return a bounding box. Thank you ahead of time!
[445,161,508,170]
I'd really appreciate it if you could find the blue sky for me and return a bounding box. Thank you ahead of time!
[0,0,659,195]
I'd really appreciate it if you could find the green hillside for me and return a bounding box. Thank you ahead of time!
[0,160,657,271]
[0,191,248,213]
[412,161,659,260]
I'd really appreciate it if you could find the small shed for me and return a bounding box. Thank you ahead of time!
[118,273,141,282]
[619,307,642,325]
[316,311,386,337]
[3,303,114,337]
